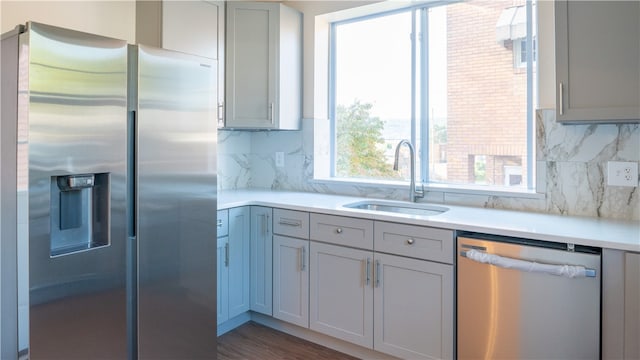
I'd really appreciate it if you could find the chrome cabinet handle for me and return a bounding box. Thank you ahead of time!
[375,260,381,287]
[406,238,415,245]
[269,103,275,124]
[224,242,229,267]
[336,228,343,234]
[266,215,270,234]
[279,219,301,227]
[365,258,371,286]
[217,219,223,228]
[300,246,306,271]
[559,82,564,115]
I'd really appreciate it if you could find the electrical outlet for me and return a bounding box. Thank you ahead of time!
[607,161,638,187]
[275,152,285,168]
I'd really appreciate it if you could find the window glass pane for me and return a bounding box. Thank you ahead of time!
[329,0,536,189]
[429,0,534,188]
[427,6,448,183]
[334,12,412,180]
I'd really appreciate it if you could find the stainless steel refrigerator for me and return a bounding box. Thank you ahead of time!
[1,22,217,359]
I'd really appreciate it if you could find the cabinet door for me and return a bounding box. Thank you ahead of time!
[162,1,223,60]
[162,1,225,128]
[374,253,453,360]
[250,206,273,315]
[273,235,309,328]
[555,1,640,122]
[226,2,277,129]
[310,242,373,348]
[625,252,640,359]
[216,236,229,326]
[228,207,250,318]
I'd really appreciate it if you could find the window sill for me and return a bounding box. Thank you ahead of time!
[310,177,545,200]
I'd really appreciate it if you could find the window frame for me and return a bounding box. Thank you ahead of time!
[327,0,537,193]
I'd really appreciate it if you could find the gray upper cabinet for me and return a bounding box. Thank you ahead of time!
[162,1,225,128]
[555,1,640,123]
[162,1,224,60]
[139,0,225,127]
[225,1,302,130]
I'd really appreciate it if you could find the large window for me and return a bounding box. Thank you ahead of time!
[330,0,537,190]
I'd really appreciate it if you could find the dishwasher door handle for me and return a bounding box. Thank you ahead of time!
[460,249,597,278]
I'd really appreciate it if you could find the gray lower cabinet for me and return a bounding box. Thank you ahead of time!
[309,215,454,359]
[625,252,640,359]
[217,207,250,327]
[309,241,374,348]
[272,209,310,328]
[373,221,454,359]
[273,235,309,327]
[216,210,229,325]
[228,207,251,318]
[250,206,273,315]
[603,249,640,359]
[374,253,453,360]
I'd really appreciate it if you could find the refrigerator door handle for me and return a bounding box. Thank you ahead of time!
[460,249,597,278]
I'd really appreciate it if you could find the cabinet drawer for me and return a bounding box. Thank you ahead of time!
[217,209,229,238]
[374,222,453,264]
[273,208,309,239]
[310,213,373,250]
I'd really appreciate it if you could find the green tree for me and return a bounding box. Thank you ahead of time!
[336,100,399,179]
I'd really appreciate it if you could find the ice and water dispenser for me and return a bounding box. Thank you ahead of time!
[50,173,110,257]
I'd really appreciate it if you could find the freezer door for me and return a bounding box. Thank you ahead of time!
[134,45,217,359]
[457,236,601,360]
[23,22,129,358]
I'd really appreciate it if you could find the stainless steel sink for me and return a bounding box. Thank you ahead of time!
[343,201,448,216]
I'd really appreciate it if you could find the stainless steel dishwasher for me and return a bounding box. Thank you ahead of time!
[457,233,601,360]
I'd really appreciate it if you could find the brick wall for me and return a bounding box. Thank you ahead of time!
[443,0,528,186]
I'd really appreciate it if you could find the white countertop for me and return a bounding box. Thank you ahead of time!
[218,189,640,252]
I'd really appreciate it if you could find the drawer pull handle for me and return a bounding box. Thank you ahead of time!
[336,228,343,234]
[406,238,415,245]
[217,219,223,228]
[279,219,301,227]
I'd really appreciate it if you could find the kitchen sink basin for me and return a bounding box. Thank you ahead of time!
[342,201,448,216]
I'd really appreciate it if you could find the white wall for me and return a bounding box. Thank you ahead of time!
[1,1,136,43]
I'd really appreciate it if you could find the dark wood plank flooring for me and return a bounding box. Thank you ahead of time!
[217,322,359,360]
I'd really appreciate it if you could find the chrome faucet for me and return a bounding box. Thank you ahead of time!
[393,139,424,202]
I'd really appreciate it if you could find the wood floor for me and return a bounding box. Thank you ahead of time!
[217,322,359,360]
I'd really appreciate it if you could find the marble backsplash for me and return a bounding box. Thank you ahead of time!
[218,109,640,221]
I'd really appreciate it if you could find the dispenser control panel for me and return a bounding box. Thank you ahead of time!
[57,174,95,191]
